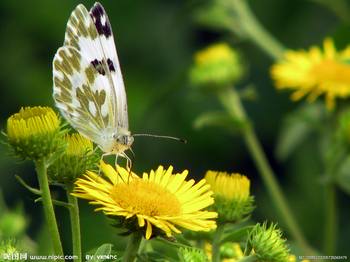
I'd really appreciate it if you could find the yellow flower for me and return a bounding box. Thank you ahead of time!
[271,38,350,109]
[6,106,65,160]
[65,133,93,156]
[205,171,254,222]
[190,43,244,88]
[205,171,250,200]
[48,133,98,184]
[195,43,237,65]
[73,161,218,239]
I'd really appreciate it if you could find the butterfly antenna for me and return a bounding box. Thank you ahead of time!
[133,134,187,144]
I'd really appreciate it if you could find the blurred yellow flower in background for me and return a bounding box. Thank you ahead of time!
[190,43,244,88]
[73,161,217,239]
[195,43,237,65]
[271,38,350,109]
[205,242,244,261]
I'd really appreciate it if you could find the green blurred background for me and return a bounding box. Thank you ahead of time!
[0,0,349,257]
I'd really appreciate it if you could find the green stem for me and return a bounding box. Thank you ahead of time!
[35,159,64,260]
[123,232,142,262]
[321,135,342,255]
[66,184,82,262]
[324,183,337,255]
[218,88,312,254]
[212,224,225,262]
[230,0,285,60]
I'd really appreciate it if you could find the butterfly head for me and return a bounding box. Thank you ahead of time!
[112,129,134,153]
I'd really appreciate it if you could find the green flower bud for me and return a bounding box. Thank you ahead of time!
[178,247,209,262]
[6,106,66,161]
[205,171,254,223]
[247,222,290,262]
[0,240,21,262]
[190,43,244,90]
[48,133,99,184]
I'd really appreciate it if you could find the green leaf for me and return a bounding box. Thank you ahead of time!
[86,243,114,262]
[175,234,194,247]
[156,237,192,250]
[150,238,187,261]
[276,103,325,160]
[335,156,350,195]
[194,111,248,133]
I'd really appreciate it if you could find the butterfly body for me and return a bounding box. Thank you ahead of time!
[53,2,133,162]
[104,128,134,154]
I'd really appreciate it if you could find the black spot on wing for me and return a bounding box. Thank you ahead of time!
[90,2,112,37]
[91,58,115,75]
[107,58,115,72]
[91,59,105,75]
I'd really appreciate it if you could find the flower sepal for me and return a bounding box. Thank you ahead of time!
[214,195,255,224]
[108,215,171,240]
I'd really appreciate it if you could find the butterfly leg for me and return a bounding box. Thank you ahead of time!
[99,152,114,175]
[114,154,119,168]
[98,154,105,175]
[120,152,132,171]
[129,147,135,158]
[119,152,133,183]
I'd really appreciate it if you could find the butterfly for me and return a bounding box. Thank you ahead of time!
[52,2,134,167]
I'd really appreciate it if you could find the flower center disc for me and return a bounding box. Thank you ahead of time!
[111,180,181,217]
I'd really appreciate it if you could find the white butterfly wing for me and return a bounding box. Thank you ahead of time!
[89,2,129,129]
[53,46,116,151]
[53,3,129,151]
